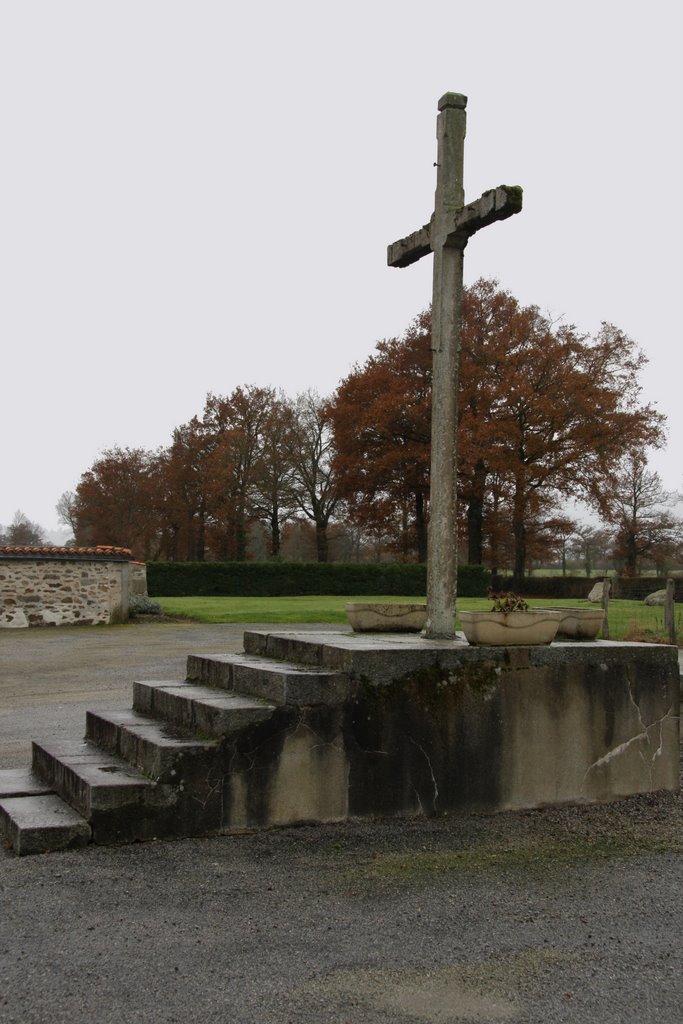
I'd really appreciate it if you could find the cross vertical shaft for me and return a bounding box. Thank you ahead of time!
[426,93,467,638]
[387,93,522,640]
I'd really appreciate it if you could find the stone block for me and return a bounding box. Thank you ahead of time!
[86,709,218,782]
[345,602,427,633]
[0,768,52,798]
[0,609,28,629]
[0,794,91,855]
[32,739,164,817]
[230,653,349,705]
[186,653,234,689]
[133,681,275,738]
[221,633,680,829]
[587,581,606,602]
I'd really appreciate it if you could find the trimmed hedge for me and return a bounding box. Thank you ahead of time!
[490,575,595,600]
[611,576,683,602]
[491,575,683,601]
[147,561,491,598]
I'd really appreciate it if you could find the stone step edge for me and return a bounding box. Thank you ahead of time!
[131,680,277,716]
[241,631,360,673]
[0,767,53,799]
[131,681,276,737]
[186,654,351,705]
[242,631,328,665]
[187,650,348,680]
[85,707,220,749]
[31,738,166,819]
[0,793,91,856]
[85,709,220,782]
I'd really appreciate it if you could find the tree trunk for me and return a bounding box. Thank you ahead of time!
[168,524,179,562]
[316,522,329,562]
[512,485,526,586]
[401,501,409,560]
[196,509,205,562]
[466,499,484,565]
[624,527,637,576]
[584,545,592,577]
[466,461,487,565]
[270,510,281,558]
[415,491,427,563]
[235,504,247,562]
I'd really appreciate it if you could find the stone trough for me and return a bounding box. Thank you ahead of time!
[0,631,679,854]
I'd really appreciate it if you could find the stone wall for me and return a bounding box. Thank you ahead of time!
[0,547,132,628]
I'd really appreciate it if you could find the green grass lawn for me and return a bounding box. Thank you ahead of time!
[156,594,422,624]
[155,594,680,642]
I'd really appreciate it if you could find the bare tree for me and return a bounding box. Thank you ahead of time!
[286,391,340,562]
[598,451,682,574]
[3,510,47,546]
[569,524,613,577]
[249,395,299,558]
[56,491,80,541]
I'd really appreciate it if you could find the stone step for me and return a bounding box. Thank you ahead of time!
[85,709,219,783]
[242,630,364,674]
[132,680,275,737]
[0,767,53,799]
[32,739,174,845]
[186,653,235,689]
[0,793,91,856]
[242,629,443,685]
[243,630,327,667]
[187,653,349,705]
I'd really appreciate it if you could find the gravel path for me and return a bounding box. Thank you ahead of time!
[1,623,682,1023]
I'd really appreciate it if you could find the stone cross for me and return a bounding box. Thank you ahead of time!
[388,93,522,639]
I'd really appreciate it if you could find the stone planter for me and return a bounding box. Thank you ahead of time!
[345,602,427,633]
[544,607,604,640]
[459,609,562,646]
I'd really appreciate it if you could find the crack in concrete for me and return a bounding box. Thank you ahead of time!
[408,735,439,812]
[582,701,677,793]
[223,713,302,779]
[296,720,346,757]
[626,668,649,735]
[190,768,223,810]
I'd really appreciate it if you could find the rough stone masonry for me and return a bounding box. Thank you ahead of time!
[0,546,132,627]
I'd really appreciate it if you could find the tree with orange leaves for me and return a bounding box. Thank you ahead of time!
[72,446,163,559]
[330,311,432,562]
[331,279,665,578]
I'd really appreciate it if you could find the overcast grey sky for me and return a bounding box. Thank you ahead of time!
[1,0,681,534]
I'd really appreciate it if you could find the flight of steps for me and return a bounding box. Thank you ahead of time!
[0,639,349,856]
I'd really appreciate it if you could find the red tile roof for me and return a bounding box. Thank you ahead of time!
[0,545,133,558]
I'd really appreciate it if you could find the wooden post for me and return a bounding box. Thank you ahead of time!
[601,578,611,640]
[664,577,676,646]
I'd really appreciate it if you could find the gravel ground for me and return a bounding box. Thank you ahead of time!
[0,623,682,1023]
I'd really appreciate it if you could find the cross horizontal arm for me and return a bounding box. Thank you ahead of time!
[445,185,522,246]
[387,185,522,269]
[387,222,432,269]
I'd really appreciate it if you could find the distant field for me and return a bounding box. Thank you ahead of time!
[155,595,680,642]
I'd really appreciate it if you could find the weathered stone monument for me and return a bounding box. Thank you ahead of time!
[388,93,522,638]
[0,95,678,856]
